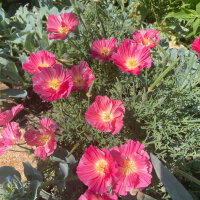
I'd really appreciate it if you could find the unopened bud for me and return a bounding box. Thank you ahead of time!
[86,92,92,98]
[148,87,152,93]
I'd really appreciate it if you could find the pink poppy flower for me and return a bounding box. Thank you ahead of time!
[77,146,117,193]
[24,118,58,161]
[85,96,125,135]
[132,30,160,48]
[0,138,14,156]
[22,50,56,73]
[47,13,79,40]
[79,189,118,200]
[0,104,24,127]
[91,38,118,64]
[69,61,95,92]
[112,39,152,75]
[192,36,200,56]
[1,122,21,142]
[32,64,73,102]
[110,140,152,195]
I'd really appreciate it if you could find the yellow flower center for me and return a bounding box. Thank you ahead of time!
[126,58,138,69]
[59,26,69,34]
[40,134,50,145]
[95,159,108,175]
[101,47,110,56]
[121,158,137,175]
[49,79,61,90]
[101,111,113,122]
[143,37,150,46]
[74,76,84,87]
[38,63,49,68]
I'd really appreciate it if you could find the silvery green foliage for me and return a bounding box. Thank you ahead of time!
[0,0,200,199]
[150,153,193,200]
[52,148,76,192]
[48,1,200,199]
[0,165,41,200]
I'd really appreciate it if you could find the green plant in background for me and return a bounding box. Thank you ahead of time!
[165,2,200,39]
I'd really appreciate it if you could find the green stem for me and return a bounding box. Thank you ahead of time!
[9,149,28,153]
[175,168,200,186]
[67,142,80,158]
[1,53,19,60]
[149,57,180,92]
[16,142,26,145]
[152,39,171,61]
[16,144,33,152]
[68,37,87,59]
[56,59,72,68]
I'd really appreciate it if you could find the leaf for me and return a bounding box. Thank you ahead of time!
[0,98,7,102]
[57,163,69,191]
[23,162,43,182]
[19,54,29,64]
[193,18,200,35]
[24,33,35,52]
[150,153,194,200]
[0,166,21,184]
[52,148,68,163]
[66,154,76,165]
[170,48,178,61]
[196,2,200,15]
[0,8,5,21]
[0,56,9,65]
[2,89,27,98]
[165,10,194,20]
[49,7,59,15]
[59,163,69,179]
[12,175,24,196]
[1,62,24,84]
[39,189,57,200]
[30,180,41,200]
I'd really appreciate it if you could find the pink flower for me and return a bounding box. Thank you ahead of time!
[91,38,118,64]
[132,30,160,48]
[85,96,125,135]
[22,50,56,73]
[112,39,152,75]
[79,190,118,200]
[1,122,21,142]
[24,118,58,161]
[32,64,73,102]
[110,140,152,195]
[47,13,79,40]
[69,61,95,92]
[77,146,117,193]
[192,36,200,56]
[0,104,24,127]
[0,138,14,156]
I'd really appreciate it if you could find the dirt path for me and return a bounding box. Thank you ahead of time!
[0,82,37,181]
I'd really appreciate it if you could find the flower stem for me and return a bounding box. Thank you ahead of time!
[9,149,28,153]
[87,80,95,107]
[175,168,200,186]
[16,144,33,152]
[67,142,80,158]
[148,57,180,92]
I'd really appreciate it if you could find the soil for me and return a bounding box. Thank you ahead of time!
[0,82,52,181]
